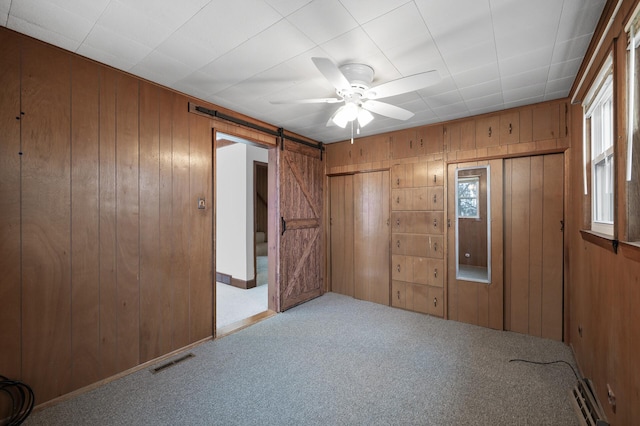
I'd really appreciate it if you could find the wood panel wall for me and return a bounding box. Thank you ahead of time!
[567,0,640,422]
[0,29,213,407]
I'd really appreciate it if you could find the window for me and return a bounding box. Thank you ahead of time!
[457,176,480,218]
[584,57,614,236]
[627,17,640,242]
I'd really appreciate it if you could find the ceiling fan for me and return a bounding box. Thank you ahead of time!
[271,57,440,130]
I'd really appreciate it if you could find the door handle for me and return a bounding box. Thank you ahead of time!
[281,216,286,235]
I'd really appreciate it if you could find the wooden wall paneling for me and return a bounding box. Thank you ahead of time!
[507,157,531,334]
[519,107,533,143]
[21,38,73,402]
[446,164,458,320]
[412,161,428,187]
[326,141,350,168]
[487,159,504,331]
[532,102,560,141]
[427,160,444,187]
[503,158,513,332]
[475,115,500,148]
[329,175,354,296]
[541,154,564,340]
[459,120,476,151]
[500,111,519,145]
[427,259,444,287]
[427,287,444,317]
[98,67,119,379]
[354,171,390,305]
[422,124,444,154]
[411,284,429,314]
[390,129,416,159]
[392,188,410,210]
[70,56,101,389]
[171,94,192,349]
[427,187,444,210]
[158,90,174,355]
[0,28,22,383]
[189,113,214,341]
[391,281,406,308]
[115,74,140,371]
[457,281,479,325]
[391,163,412,188]
[527,156,544,338]
[139,81,162,363]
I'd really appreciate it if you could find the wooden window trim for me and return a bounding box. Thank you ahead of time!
[580,229,618,253]
[619,240,640,262]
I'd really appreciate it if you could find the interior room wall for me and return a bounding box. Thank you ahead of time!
[216,143,268,282]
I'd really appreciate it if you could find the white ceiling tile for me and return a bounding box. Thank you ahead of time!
[501,67,549,92]
[319,27,384,65]
[417,0,493,41]
[503,83,546,104]
[93,2,177,50]
[495,23,557,61]
[545,76,574,95]
[42,0,110,22]
[491,0,563,37]
[441,40,497,76]
[417,75,457,97]
[264,0,312,16]
[459,79,502,101]
[79,25,153,70]
[452,62,500,88]
[115,0,210,29]
[200,20,315,94]
[9,0,94,48]
[551,34,593,63]
[466,92,504,111]
[130,51,194,86]
[499,46,553,77]
[549,58,582,80]
[155,32,221,71]
[544,90,569,102]
[425,90,464,109]
[556,1,606,42]
[363,2,430,52]
[176,1,282,60]
[7,16,81,52]
[0,0,11,20]
[287,0,358,45]
[340,0,412,24]
[432,101,469,117]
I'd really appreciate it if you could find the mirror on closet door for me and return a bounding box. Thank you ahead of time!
[455,165,491,283]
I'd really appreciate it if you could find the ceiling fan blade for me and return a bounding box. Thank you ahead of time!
[362,100,414,120]
[312,57,351,92]
[365,70,440,99]
[270,97,342,105]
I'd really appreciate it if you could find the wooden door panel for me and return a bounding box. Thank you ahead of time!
[412,162,428,187]
[330,175,354,297]
[278,140,324,311]
[427,160,444,187]
[504,154,564,341]
[354,171,390,306]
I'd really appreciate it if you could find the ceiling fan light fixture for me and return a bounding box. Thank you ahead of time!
[332,102,359,128]
[357,108,374,128]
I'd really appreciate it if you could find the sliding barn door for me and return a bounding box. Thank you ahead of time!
[504,154,564,341]
[275,139,324,311]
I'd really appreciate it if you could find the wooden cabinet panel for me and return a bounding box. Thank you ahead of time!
[427,259,444,287]
[475,115,500,148]
[427,160,444,187]
[326,140,353,168]
[392,234,442,258]
[446,120,476,152]
[412,161,429,187]
[421,125,444,154]
[353,134,388,163]
[427,187,444,211]
[411,187,429,210]
[500,111,519,145]
[391,130,417,159]
[427,287,444,317]
[391,211,444,234]
[392,255,408,282]
[532,102,560,141]
[391,188,410,210]
[427,235,444,259]
[391,163,412,188]
[391,281,406,308]
[409,284,429,314]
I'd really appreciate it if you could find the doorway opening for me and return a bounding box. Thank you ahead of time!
[214,132,272,334]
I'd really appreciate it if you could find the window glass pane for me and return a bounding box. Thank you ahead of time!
[457,177,479,218]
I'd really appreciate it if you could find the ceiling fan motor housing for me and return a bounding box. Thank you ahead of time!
[339,63,374,89]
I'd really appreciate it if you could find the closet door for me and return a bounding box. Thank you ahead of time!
[354,171,390,305]
[329,175,354,296]
[504,154,564,341]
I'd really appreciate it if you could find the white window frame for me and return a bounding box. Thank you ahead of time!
[584,56,614,236]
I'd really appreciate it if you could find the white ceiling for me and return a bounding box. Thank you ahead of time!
[1,0,606,143]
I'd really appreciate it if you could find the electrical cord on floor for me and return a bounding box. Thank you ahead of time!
[0,375,35,426]
[508,359,580,381]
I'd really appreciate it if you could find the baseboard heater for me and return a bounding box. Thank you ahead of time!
[571,378,608,426]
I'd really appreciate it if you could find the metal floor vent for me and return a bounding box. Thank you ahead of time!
[151,353,195,374]
[571,378,608,426]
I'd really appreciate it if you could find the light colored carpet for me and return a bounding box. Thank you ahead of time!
[215,256,268,329]
[25,293,580,426]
